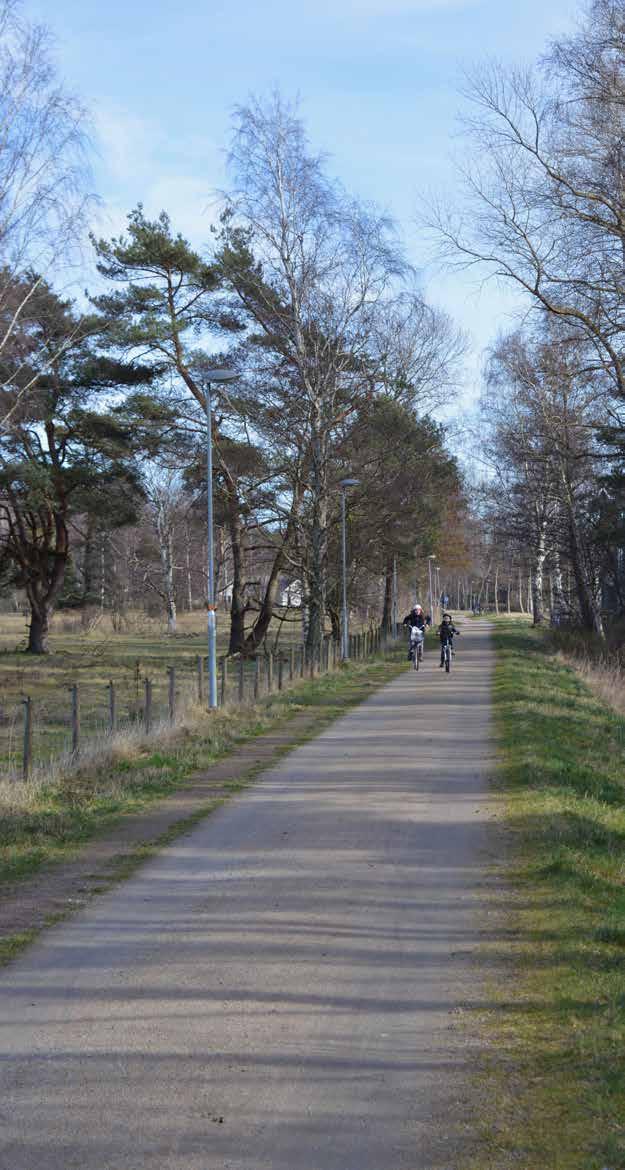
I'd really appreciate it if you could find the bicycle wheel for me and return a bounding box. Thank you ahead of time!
[414,644,420,671]
[445,644,451,673]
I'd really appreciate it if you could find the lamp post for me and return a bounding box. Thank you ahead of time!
[204,368,237,708]
[435,565,441,623]
[392,555,398,639]
[339,477,359,659]
[427,555,435,624]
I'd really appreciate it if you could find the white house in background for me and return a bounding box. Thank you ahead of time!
[279,579,303,607]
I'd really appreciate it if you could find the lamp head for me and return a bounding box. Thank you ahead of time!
[338,477,360,489]
[205,368,237,384]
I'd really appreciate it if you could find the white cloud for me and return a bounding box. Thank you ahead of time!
[93,104,154,183]
[92,101,224,247]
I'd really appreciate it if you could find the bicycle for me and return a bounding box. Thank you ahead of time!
[442,639,452,673]
[409,626,424,671]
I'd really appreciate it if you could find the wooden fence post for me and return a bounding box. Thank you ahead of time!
[108,680,116,734]
[300,645,305,678]
[254,657,260,701]
[167,667,176,723]
[238,657,245,703]
[268,653,274,692]
[289,647,294,683]
[278,654,284,691]
[197,656,204,704]
[22,696,32,782]
[220,657,227,707]
[70,683,80,757]
[144,678,152,735]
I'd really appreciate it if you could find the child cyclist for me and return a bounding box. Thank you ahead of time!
[438,612,460,667]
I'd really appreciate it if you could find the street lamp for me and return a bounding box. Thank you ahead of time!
[339,477,360,659]
[392,555,398,639]
[427,555,435,624]
[204,368,237,708]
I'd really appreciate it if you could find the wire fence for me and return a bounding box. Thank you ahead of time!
[7,627,390,784]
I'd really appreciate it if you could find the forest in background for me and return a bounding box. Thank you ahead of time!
[2,0,625,660]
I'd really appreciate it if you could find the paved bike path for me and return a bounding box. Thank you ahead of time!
[0,621,496,1170]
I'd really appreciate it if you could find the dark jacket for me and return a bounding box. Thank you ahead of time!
[438,620,459,644]
[402,609,429,631]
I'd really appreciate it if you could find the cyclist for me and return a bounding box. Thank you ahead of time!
[402,603,430,661]
[438,612,460,667]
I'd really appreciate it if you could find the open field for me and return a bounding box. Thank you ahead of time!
[0,609,368,778]
[475,618,625,1170]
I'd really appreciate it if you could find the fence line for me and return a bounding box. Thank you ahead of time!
[9,627,392,784]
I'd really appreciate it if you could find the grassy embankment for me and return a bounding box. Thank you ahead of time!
[0,643,404,892]
[478,619,625,1169]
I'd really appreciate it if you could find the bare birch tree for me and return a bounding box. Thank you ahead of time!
[142,470,184,634]
[0,0,91,429]
[221,92,406,656]
[483,324,607,632]
[431,0,625,407]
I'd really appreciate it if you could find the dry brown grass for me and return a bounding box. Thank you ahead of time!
[548,626,625,719]
[557,652,625,717]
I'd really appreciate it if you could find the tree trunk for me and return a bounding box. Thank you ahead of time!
[26,598,51,654]
[23,514,69,654]
[381,561,393,632]
[81,515,95,607]
[494,566,499,615]
[551,550,568,626]
[157,523,176,633]
[185,523,193,612]
[307,418,328,659]
[532,519,547,625]
[100,533,106,614]
[244,553,283,651]
[243,491,303,653]
[227,496,246,654]
[518,566,525,613]
[566,506,604,636]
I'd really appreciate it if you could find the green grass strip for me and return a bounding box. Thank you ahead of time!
[477,620,625,1169]
[0,650,404,890]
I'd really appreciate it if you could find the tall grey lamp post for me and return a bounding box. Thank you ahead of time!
[427,555,435,624]
[392,555,398,639]
[339,477,359,659]
[204,368,237,708]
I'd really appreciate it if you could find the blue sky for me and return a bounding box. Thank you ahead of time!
[30,0,578,408]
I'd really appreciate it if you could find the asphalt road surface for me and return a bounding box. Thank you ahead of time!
[0,621,496,1170]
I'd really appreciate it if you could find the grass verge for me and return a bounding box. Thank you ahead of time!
[476,619,625,1169]
[0,649,404,892]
